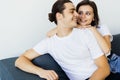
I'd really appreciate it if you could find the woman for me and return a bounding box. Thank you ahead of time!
[47,0,112,56]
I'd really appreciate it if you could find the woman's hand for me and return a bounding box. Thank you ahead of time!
[77,25,96,29]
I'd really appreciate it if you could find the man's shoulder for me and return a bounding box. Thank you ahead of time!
[73,28,80,31]
[73,28,83,33]
[74,28,92,35]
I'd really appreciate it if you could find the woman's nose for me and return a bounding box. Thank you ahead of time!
[81,14,86,18]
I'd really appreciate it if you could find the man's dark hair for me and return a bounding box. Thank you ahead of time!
[48,0,72,24]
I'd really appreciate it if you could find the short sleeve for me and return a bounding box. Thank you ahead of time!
[97,24,113,41]
[84,29,104,59]
[33,38,49,55]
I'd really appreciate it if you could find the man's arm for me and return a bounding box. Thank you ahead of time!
[89,55,110,80]
[15,49,58,80]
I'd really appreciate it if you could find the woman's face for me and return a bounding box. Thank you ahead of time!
[77,5,94,26]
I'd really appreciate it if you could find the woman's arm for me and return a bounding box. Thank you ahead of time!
[88,27,111,55]
[77,25,111,55]
[47,27,57,37]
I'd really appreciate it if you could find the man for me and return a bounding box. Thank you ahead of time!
[15,0,110,80]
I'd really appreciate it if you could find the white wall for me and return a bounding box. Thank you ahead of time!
[0,0,120,60]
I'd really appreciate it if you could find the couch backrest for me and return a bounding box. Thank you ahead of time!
[111,34,120,56]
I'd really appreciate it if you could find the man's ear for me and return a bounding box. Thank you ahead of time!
[56,12,62,20]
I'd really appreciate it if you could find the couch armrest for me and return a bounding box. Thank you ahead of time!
[0,57,44,80]
[0,54,69,80]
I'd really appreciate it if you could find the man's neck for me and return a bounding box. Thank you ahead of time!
[56,26,73,37]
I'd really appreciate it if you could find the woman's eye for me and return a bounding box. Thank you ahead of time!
[86,12,91,15]
[78,11,82,15]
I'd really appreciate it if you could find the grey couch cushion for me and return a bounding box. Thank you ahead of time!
[111,34,120,56]
[0,57,46,80]
[0,54,69,80]
[32,53,69,80]
[106,34,120,80]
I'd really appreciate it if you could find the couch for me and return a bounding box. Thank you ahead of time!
[0,34,120,80]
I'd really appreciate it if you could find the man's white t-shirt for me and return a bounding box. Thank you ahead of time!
[33,28,104,80]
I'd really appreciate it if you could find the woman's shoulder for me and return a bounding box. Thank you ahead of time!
[97,24,110,32]
[98,24,108,29]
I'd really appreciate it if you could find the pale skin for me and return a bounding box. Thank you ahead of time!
[15,2,110,80]
[47,5,111,56]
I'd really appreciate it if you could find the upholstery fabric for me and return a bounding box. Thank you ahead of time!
[0,57,43,80]
[111,34,120,56]
[105,34,120,80]
[0,54,69,80]
[32,53,69,80]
